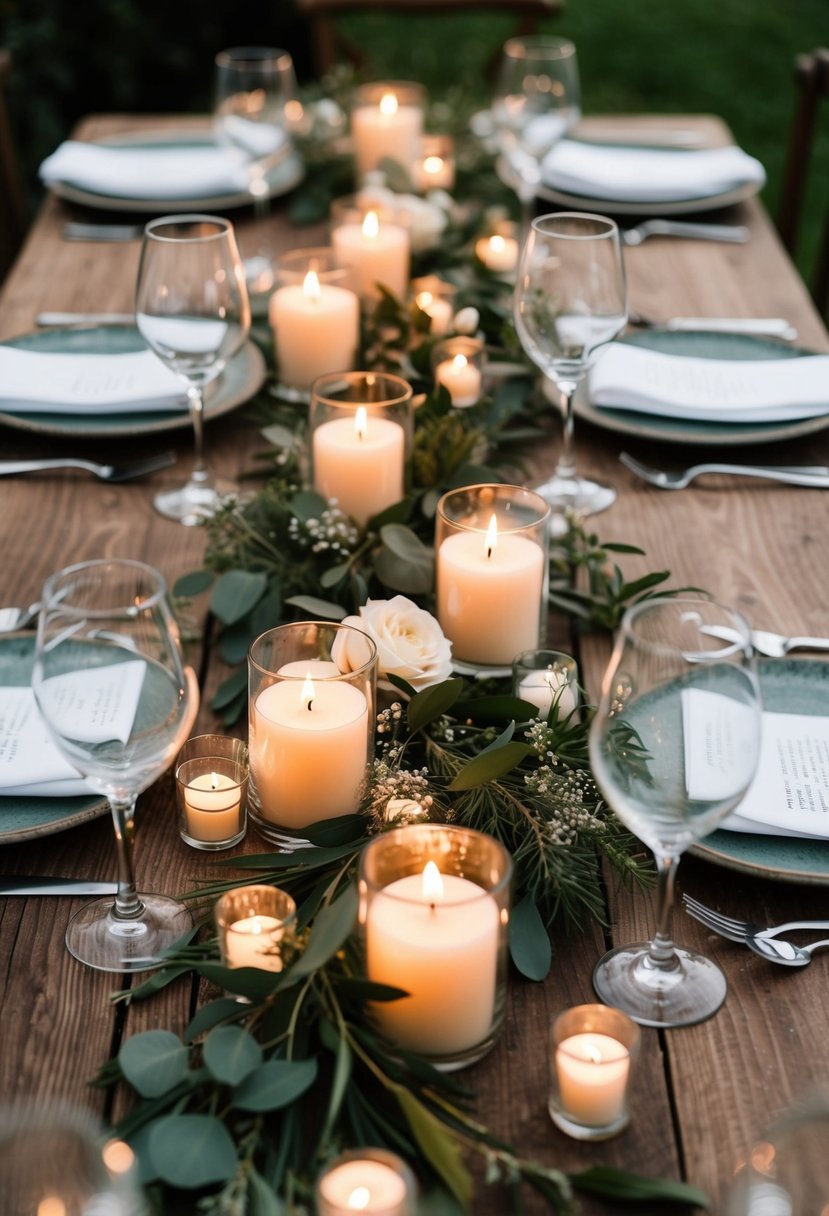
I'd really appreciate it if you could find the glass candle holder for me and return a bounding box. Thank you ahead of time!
[411,274,457,337]
[269,247,360,401]
[475,221,520,276]
[435,483,550,673]
[548,1004,641,1141]
[330,195,411,303]
[248,622,378,846]
[216,884,296,972]
[431,336,487,407]
[513,649,579,719]
[413,133,456,192]
[175,735,248,850]
[316,1148,417,1216]
[358,823,513,1072]
[309,370,413,529]
[351,81,426,181]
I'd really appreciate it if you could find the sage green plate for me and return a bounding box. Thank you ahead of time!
[691,659,829,885]
[0,635,108,845]
[48,130,304,213]
[0,326,266,438]
[576,331,828,447]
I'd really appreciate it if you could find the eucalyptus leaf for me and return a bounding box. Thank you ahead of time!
[232,1057,318,1112]
[321,1021,353,1142]
[284,595,347,620]
[148,1114,238,1188]
[454,695,538,725]
[215,843,359,870]
[119,1030,190,1099]
[261,423,296,450]
[396,1089,473,1207]
[290,489,328,522]
[194,962,284,1003]
[220,619,258,665]
[185,998,247,1044]
[375,524,434,595]
[320,563,350,589]
[447,741,530,790]
[203,1025,263,1086]
[303,814,368,847]
[211,569,268,625]
[248,1166,288,1216]
[289,884,358,979]
[570,1167,710,1207]
[387,672,418,699]
[211,665,248,711]
[407,677,464,734]
[173,569,214,598]
[509,895,552,980]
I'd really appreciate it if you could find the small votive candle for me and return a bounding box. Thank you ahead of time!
[411,274,457,337]
[270,248,360,399]
[431,336,486,407]
[351,81,426,181]
[331,196,411,303]
[549,1004,640,1140]
[216,885,296,973]
[413,134,456,192]
[513,650,579,719]
[175,735,248,851]
[316,1148,416,1216]
[475,225,520,275]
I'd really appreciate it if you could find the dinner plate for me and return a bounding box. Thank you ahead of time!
[0,635,109,845]
[0,325,267,439]
[575,330,829,447]
[48,130,304,213]
[691,659,829,885]
[534,174,759,217]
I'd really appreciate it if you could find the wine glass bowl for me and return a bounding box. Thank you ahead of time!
[514,211,627,517]
[588,597,762,1027]
[32,559,195,972]
[136,214,251,525]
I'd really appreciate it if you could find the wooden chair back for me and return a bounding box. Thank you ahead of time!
[297,0,563,79]
[778,48,829,320]
[0,49,26,283]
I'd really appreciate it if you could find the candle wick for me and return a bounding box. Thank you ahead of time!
[306,698,314,712]
[486,546,493,560]
[430,902,436,913]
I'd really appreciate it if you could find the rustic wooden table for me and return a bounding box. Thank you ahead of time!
[1,113,827,1215]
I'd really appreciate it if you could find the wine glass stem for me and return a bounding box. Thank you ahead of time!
[110,794,144,920]
[555,381,578,480]
[187,385,209,484]
[647,851,680,968]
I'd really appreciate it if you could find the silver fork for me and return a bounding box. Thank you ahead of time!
[682,894,829,941]
[620,451,829,490]
[621,219,750,247]
[0,452,176,482]
[700,624,829,657]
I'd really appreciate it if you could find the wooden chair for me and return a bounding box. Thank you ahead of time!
[777,48,829,321]
[297,0,564,80]
[0,49,26,283]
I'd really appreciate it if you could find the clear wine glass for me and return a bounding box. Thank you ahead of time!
[214,46,297,294]
[136,214,251,526]
[588,597,762,1028]
[493,36,581,233]
[514,211,627,518]
[32,559,196,973]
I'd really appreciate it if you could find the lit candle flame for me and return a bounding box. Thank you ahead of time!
[416,290,434,311]
[451,353,468,373]
[362,209,380,240]
[354,406,368,440]
[302,673,315,712]
[209,772,220,790]
[347,1187,371,1211]
[379,92,398,117]
[422,860,444,904]
[585,1040,605,1064]
[303,269,321,302]
[485,513,498,559]
[423,155,444,176]
[249,917,265,936]
[490,234,506,255]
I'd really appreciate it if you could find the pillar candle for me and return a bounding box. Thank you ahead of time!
[518,670,577,717]
[317,1159,409,1216]
[437,516,544,665]
[476,233,519,274]
[224,915,285,972]
[365,862,499,1056]
[555,1033,631,1126]
[270,270,359,390]
[313,406,405,527]
[250,674,368,828]
[352,90,423,179]
[332,210,410,302]
[435,353,481,406]
[184,772,243,842]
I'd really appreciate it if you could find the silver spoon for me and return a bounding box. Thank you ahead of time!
[747,935,829,967]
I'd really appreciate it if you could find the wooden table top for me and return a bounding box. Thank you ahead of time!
[1,112,828,1215]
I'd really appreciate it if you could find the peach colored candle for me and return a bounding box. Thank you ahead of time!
[270,270,359,390]
[555,1032,631,1126]
[313,406,405,527]
[352,90,423,179]
[332,210,410,302]
[184,772,242,842]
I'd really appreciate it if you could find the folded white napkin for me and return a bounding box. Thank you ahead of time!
[541,140,766,202]
[0,687,95,797]
[0,347,187,414]
[38,134,288,199]
[589,344,829,423]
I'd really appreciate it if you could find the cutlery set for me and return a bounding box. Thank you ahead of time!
[619,451,829,490]
[683,895,829,968]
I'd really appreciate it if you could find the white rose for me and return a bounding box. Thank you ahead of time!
[333,596,453,693]
[384,797,429,824]
[452,306,480,335]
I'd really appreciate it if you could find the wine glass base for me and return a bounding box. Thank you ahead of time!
[592,942,727,1029]
[154,480,236,527]
[534,472,617,521]
[65,894,194,973]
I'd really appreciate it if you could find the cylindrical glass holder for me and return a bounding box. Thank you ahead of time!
[431,335,486,407]
[413,133,456,192]
[351,80,426,182]
[316,1147,417,1216]
[435,483,550,673]
[175,735,248,850]
[216,884,296,972]
[475,219,520,276]
[548,1004,640,1141]
[269,246,360,402]
[411,274,457,337]
[512,649,579,719]
[309,370,413,529]
[358,823,513,1072]
[248,622,377,846]
[330,194,411,303]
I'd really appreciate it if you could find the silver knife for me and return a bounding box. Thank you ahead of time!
[36,312,136,327]
[62,222,144,242]
[663,317,798,341]
[0,877,118,896]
